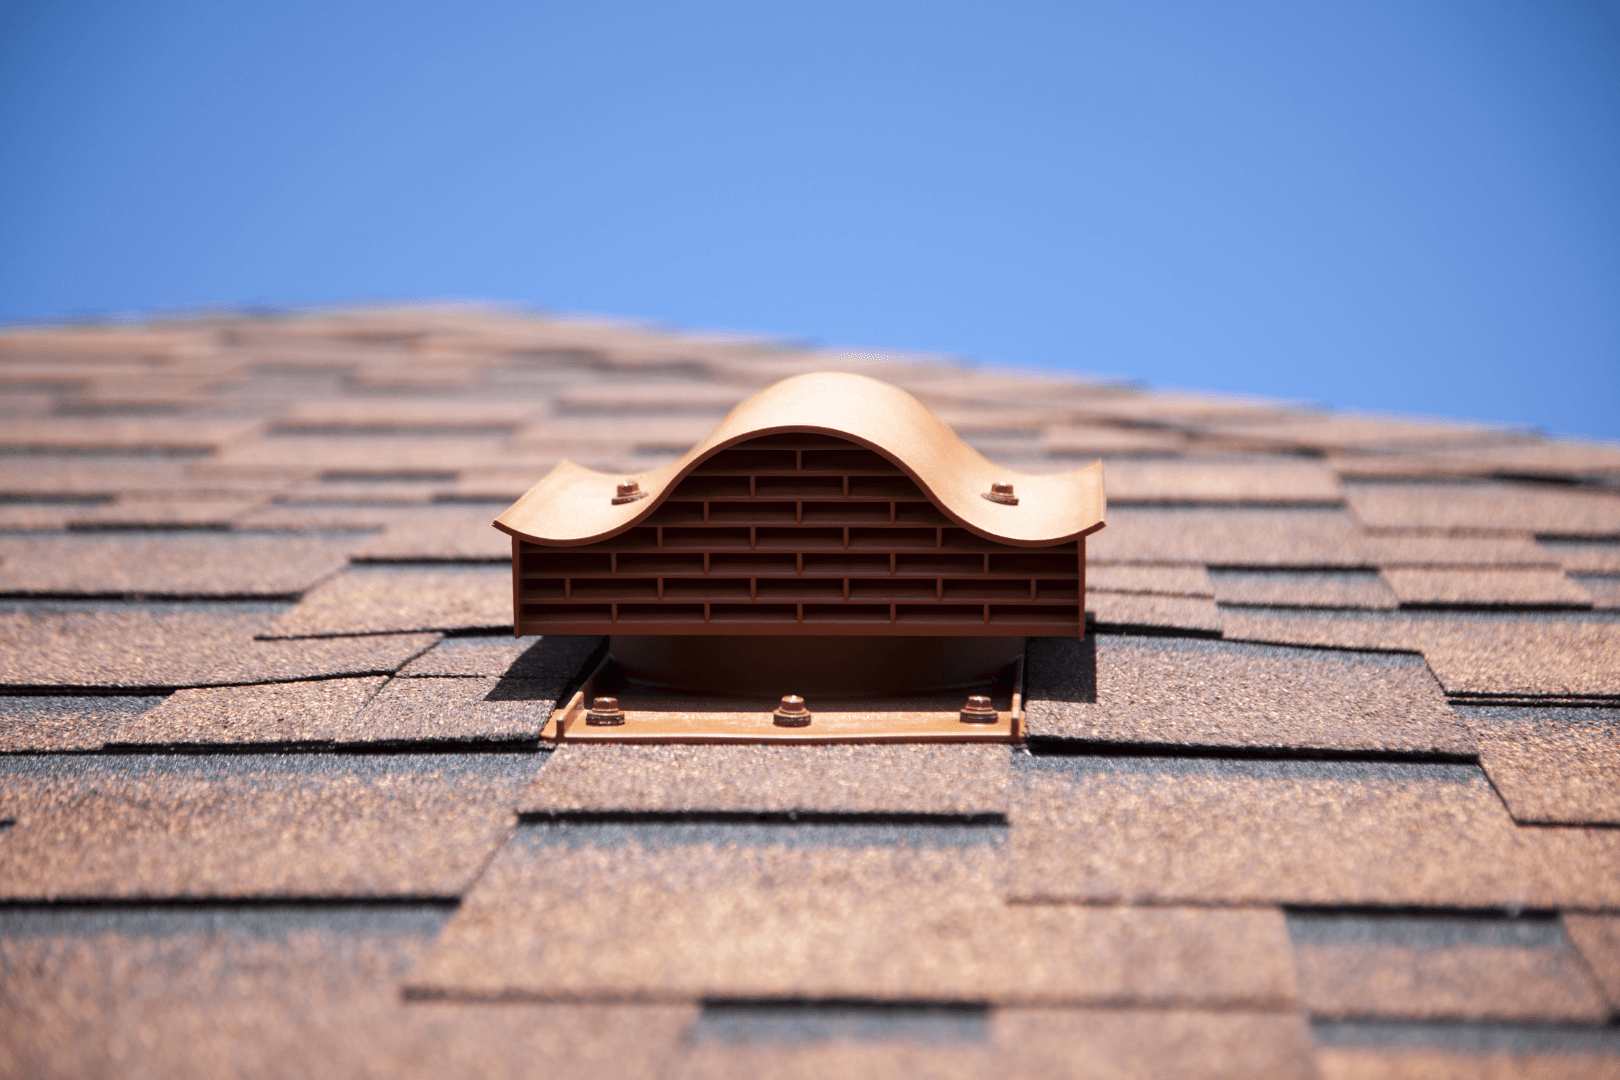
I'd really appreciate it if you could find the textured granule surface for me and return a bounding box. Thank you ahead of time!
[1,308,1617,1078]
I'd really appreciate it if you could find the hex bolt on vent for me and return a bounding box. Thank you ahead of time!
[959,695,999,723]
[585,696,626,725]
[611,480,648,505]
[981,481,1019,506]
[772,695,812,727]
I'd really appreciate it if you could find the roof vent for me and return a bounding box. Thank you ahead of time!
[493,372,1106,742]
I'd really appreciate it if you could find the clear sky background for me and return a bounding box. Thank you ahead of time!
[2,1,1617,439]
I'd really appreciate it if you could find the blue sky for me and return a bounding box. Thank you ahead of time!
[2,1,1617,438]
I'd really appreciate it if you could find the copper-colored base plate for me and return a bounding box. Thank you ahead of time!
[545,655,1023,744]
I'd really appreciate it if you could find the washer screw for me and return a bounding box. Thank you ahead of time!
[773,695,812,727]
[959,695,999,723]
[982,482,1018,506]
[586,696,626,725]
[612,480,648,505]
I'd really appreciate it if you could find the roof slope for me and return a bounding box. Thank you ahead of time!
[1,307,1619,1079]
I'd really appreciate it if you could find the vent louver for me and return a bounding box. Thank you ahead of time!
[514,433,1084,636]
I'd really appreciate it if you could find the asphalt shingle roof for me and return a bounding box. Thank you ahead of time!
[1,306,1618,1078]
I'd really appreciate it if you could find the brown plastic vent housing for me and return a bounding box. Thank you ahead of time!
[493,371,1106,742]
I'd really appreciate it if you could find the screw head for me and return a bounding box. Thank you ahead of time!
[773,694,812,727]
[959,694,999,723]
[981,482,1019,506]
[586,695,626,726]
[611,480,648,505]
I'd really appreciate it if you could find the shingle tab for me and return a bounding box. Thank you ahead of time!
[263,565,511,637]
[408,820,1297,1006]
[1209,569,1398,610]
[1104,460,1343,504]
[0,602,439,689]
[0,753,535,899]
[0,906,691,1080]
[397,633,602,679]
[1088,592,1222,634]
[1380,567,1594,609]
[1288,912,1608,1021]
[1008,755,1620,908]
[110,677,389,746]
[670,1006,1318,1080]
[1090,507,1549,568]
[1024,636,1472,754]
[1088,564,1213,597]
[1456,706,1620,824]
[0,533,351,597]
[0,695,162,752]
[1222,608,1620,698]
[1347,482,1620,537]
[350,676,565,743]
[523,744,1010,815]
[1563,914,1620,1014]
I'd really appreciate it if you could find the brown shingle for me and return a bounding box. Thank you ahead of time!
[0,495,266,531]
[263,565,511,637]
[670,1006,1318,1080]
[1347,482,1620,537]
[0,533,352,597]
[1043,423,1190,456]
[1209,569,1399,610]
[1288,912,1608,1021]
[0,906,692,1080]
[1024,636,1472,754]
[1089,508,1549,568]
[0,695,161,752]
[0,752,534,900]
[1008,755,1620,908]
[1221,609,1620,698]
[1539,540,1620,574]
[1563,914,1620,1014]
[349,676,567,743]
[1199,414,1524,453]
[1329,440,1620,483]
[1311,1021,1620,1078]
[348,506,512,562]
[1583,576,1620,609]
[0,603,438,690]
[522,744,1010,816]
[1457,706,1620,825]
[408,820,1296,1006]
[1104,460,1342,504]
[1088,564,1213,597]
[1380,566,1594,608]
[0,418,262,452]
[1088,592,1222,634]
[110,677,389,746]
[397,633,602,679]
